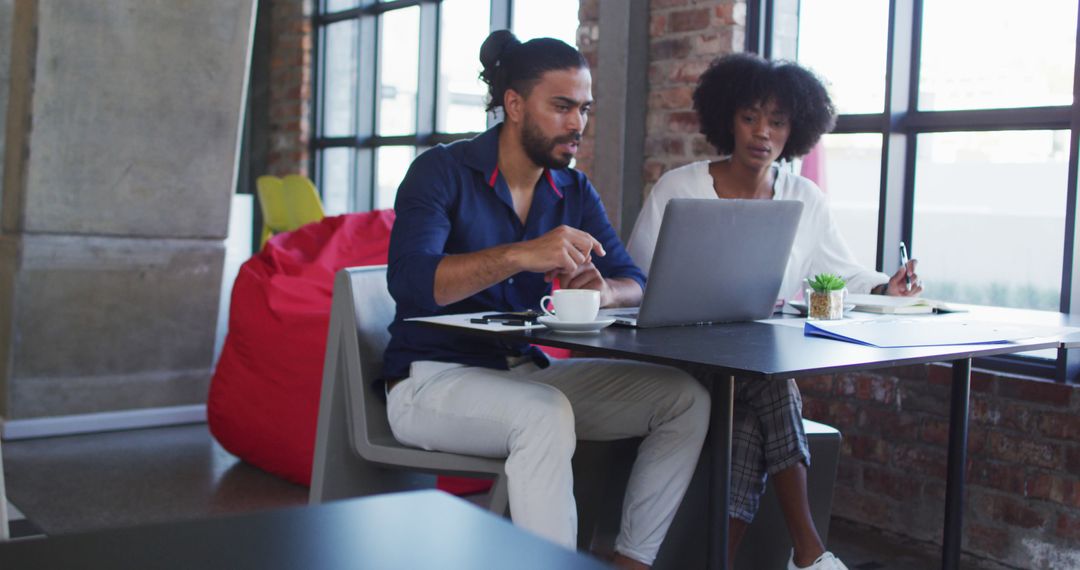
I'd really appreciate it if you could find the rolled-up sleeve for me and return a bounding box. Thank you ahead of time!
[579,180,647,292]
[387,149,453,313]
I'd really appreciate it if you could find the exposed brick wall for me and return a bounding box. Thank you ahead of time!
[266,0,312,176]
[573,0,600,178]
[576,0,744,191]
[643,0,743,193]
[798,366,1080,568]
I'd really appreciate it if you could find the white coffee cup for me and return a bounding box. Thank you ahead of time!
[540,289,601,322]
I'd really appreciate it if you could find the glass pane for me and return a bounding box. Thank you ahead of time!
[378,7,420,136]
[802,133,883,270]
[322,20,358,137]
[797,0,888,114]
[438,0,490,133]
[912,131,1068,310]
[376,146,417,209]
[323,0,357,13]
[321,148,353,215]
[513,0,579,45]
[919,0,1077,110]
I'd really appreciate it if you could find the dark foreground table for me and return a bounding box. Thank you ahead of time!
[0,490,609,570]
[424,315,1063,570]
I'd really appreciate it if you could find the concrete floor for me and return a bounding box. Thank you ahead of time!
[1,422,1006,569]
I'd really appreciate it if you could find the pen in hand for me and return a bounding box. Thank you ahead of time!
[899,241,911,287]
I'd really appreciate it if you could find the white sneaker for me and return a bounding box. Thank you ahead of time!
[787,550,849,570]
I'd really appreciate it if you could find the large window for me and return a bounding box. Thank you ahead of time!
[312,0,580,215]
[758,0,1080,378]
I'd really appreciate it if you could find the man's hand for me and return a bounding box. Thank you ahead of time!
[554,262,615,306]
[551,262,643,308]
[883,259,922,296]
[512,225,606,277]
[432,226,606,307]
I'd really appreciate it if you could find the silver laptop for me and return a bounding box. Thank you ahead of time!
[602,198,803,328]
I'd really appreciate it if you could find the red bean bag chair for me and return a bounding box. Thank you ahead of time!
[208,209,494,495]
[209,211,395,486]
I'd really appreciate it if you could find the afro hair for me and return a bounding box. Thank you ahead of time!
[692,53,836,161]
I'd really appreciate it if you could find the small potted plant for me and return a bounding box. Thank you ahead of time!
[806,273,846,320]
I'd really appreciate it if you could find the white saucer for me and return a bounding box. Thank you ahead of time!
[538,315,616,334]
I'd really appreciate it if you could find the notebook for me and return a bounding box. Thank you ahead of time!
[846,293,964,314]
[601,198,803,328]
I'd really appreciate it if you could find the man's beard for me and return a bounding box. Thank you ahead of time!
[521,115,581,170]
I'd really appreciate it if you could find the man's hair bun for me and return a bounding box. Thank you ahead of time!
[479,30,520,85]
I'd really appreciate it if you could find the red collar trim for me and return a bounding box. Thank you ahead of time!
[546,170,563,199]
[488,166,563,199]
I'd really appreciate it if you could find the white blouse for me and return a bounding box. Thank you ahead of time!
[626,160,889,302]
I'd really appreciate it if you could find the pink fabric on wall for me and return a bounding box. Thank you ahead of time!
[800,143,828,192]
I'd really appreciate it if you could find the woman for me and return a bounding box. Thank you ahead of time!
[627,53,920,570]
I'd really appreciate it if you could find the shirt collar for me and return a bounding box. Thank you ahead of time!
[462,123,569,201]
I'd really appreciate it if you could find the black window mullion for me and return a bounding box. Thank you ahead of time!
[898,0,925,276]
[310,9,326,188]
[876,0,918,274]
[317,0,437,25]
[833,114,886,133]
[762,0,775,60]
[904,107,1072,132]
[745,0,766,56]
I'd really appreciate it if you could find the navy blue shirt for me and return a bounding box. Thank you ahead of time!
[382,124,646,380]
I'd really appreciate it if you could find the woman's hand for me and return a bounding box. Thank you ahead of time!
[881,260,922,296]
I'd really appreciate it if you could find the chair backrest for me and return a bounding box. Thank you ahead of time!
[334,266,399,450]
[281,174,326,223]
[256,174,326,246]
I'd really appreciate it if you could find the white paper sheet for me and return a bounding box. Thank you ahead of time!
[803,317,1051,347]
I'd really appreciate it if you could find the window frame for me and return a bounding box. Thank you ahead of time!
[310,0,513,212]
[750,0,1080,382]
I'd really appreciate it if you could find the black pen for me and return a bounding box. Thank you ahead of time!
[899,242,911,287]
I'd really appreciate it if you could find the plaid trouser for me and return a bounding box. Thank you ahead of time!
[689,369,810,522]
[729,377,809,522]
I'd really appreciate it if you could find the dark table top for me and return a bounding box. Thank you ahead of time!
[425,309,1068,379]
[0,491,610,570]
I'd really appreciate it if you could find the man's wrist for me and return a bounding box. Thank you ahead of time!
[871,283,888,295]
[500,242,525,273]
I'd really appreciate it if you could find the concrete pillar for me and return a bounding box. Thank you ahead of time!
[1,0,12,183]
[0,0,256,420]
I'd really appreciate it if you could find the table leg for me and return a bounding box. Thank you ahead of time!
[942,358,971,570]
[708,374,735,570]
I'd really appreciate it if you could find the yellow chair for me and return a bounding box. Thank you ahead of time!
[256,174,327,247]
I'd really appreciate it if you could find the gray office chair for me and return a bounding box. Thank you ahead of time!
[309,266,509,514]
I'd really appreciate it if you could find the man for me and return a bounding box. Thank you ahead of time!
[382,30,709,569]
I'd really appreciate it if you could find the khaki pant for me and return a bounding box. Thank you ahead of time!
[387,357,710,565]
